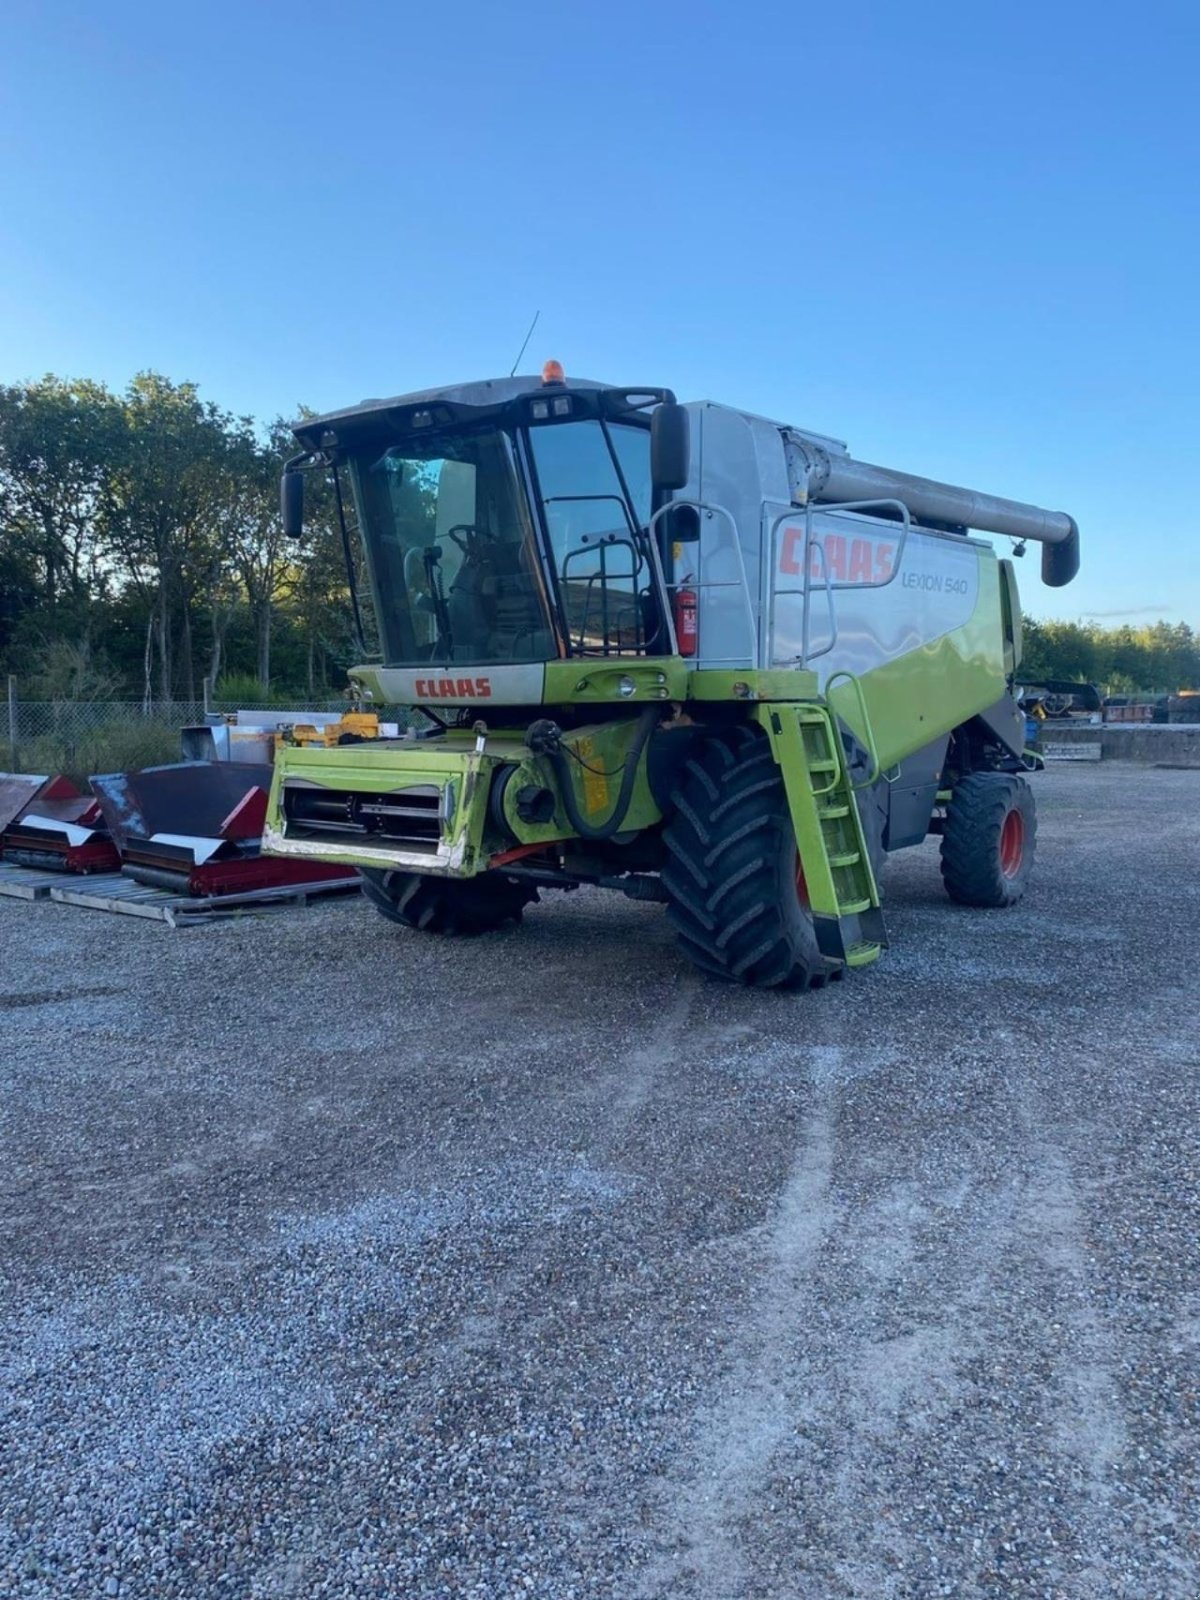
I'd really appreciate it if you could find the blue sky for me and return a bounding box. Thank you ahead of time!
[1,0,1196,623]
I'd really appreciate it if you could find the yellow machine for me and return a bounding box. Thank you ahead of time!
[273,712,382,750]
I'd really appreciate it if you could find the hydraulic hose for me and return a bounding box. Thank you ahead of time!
[527,707,660,842]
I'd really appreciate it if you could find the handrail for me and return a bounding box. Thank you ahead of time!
[648,500,759,661]
[546,493,668,655]
[767,498,914,668]
[767,512,839,666]
[808,499,912,592]
[824,669,882,791]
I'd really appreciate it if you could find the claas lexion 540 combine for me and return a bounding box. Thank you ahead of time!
[265,362,1079,990]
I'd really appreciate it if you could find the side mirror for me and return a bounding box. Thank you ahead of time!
[651,402,690,491]
[281,469,305,537]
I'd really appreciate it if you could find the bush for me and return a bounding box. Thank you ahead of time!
[1,720,181,783]
[214,673,288,707]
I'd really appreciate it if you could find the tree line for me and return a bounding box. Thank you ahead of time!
[0,373,354,703]
[1,373,1196,701]
[1020,617,1200,695]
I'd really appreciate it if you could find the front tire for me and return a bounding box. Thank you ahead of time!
[940,772,1036,907]
[662,729,833,989]
[360,869,537,935]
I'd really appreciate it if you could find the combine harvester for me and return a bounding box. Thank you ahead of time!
[264,364,1079,989]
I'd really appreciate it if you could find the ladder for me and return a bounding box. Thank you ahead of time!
[758,697,887,969]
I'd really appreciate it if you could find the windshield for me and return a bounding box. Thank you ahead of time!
[344,416,664,668]
[346,429,555,666]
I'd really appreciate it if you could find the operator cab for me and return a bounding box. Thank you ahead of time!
[286,366,683,669]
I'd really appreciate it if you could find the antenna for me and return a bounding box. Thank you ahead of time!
[509,310,540,377]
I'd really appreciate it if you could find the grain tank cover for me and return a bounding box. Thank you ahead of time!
[784,430,1080,587]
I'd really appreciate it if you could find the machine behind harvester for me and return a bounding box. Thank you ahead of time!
[264,364,1080,990]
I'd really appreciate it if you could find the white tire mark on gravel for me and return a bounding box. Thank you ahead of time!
[1009,1081,1134,1595]
[637,1074,838,1597]
[597,988,696,1134]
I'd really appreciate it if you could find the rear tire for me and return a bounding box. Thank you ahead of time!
[662,728,833,990]
[360,869,537,935]
[940,772,1036,907]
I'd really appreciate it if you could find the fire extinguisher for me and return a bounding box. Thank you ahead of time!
[674,580,699,657]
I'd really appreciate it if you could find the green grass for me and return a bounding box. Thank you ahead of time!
[0,721,182,783]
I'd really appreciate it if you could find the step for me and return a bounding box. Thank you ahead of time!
[844,941,883,968]
[817,803,851,820]
[828,851,862,868]
[837,897,873,915]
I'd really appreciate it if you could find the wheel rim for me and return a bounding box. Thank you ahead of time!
[795,853,810,906]
[999,808,1025,877]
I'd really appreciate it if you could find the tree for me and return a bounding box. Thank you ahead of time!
[0,376,122,617]
[220,422,299,690]
[98,374,236,701]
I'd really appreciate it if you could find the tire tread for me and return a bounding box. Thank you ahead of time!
[663,727,828,989]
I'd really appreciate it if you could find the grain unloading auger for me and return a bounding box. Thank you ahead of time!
[264,364,1079,989]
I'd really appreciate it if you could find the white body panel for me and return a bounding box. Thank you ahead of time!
[765,505,984,685]
[686,402,988,682]
[368,662,546,706]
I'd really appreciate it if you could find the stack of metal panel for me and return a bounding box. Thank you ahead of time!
[88,761,356,897]
[0,774,122,872]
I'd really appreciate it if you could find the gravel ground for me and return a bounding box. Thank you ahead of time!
[1,762,1198,1599]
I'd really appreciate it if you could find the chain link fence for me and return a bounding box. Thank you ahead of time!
[1,682,359,778]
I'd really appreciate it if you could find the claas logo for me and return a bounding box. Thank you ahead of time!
[414,677,493,699]
[779,529,896,584]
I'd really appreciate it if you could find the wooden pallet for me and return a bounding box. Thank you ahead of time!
[0,862,360,924]
[0,863,59,900]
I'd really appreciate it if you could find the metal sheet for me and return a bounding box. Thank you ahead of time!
[0,774,51,834]
[234,709,342,730]
[24,795,103,826]
[180,724,228,762]
[182,724,277,764]
[90,762,275,850]
[13,814,95,847]
[147,832,228,864]
[121,834,237,873]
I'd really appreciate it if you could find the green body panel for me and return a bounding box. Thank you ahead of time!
[488,716,662,851]
[263,734,505,875]
[687,668,821,702]
[264,717,665,877]
[542,659,686,704]
[826,558,1007,772]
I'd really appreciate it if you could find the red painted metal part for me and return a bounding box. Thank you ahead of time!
[61,839,123,872]
[488,842,560,869]
[795,852,810,907]
[40,775,84,802]
[187,856,356,896]
[1,834,122,873]
[0,773,84,834]
[219,785,270,841]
